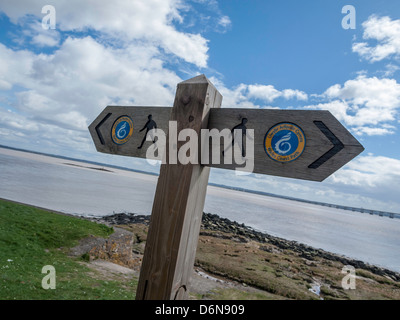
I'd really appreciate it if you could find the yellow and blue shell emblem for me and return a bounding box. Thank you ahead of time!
[264,123,306,163]
[111,116,134,145]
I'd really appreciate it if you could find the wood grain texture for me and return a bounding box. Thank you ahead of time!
[135,75,222,300]
[205,108,364,181]
[88,75,364,302]
[88,106,171,159]
[89,106,364,181]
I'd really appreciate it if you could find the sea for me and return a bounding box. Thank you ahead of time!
[0,146,399,272]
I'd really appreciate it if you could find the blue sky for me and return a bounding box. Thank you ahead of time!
[1,0,400,212]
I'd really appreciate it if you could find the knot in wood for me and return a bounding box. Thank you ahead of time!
[181,95,191,105]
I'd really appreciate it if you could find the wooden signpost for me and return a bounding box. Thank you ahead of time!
[88,74,364,300]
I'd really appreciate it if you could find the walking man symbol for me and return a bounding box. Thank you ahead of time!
[223,118,249,157]
[138,114,157,149]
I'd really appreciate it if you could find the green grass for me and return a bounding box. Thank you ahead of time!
[0,199,137,300]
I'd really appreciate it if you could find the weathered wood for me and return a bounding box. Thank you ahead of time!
[90,106,363,182]
[88,106,171,159]
[205,108,364,181]
[88,74,364,301]
[135,74,222,300]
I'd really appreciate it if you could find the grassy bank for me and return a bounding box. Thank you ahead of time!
[2,199,400,300]
[0,199,137,300]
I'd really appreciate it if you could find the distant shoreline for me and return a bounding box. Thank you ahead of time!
[1,144,399,220]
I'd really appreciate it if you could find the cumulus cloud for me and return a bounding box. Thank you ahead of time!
[331,155,400,189]
[0,107,90,155]
[306,76,400,135]
[0,0,209,67]
[0,0,226,158]
[0,35,182,155]
[247,84,308,102]
[0,44,35,86]
[21,20,61,47]
[323,76,400,111]
[204,77,309,110]
[352,15,400,62]
[206,79,308,109]
[247,84,282,102]
[281,89,308,101]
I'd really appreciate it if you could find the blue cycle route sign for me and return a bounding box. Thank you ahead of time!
[111,116,134,145]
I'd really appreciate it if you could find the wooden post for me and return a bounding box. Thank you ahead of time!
[135,75,222,300]
[88,74,364,300]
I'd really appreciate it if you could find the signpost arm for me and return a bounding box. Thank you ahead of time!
[135,75,222,300]
[88,75,364,300]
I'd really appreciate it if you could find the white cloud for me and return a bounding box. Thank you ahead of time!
[208,78,304,109]
[218,83,262,109]
[4,36,180,108]
[248,84,281,102]
[353,127,395,136]
[307,100,351,123]
[218,15,231,27]
[0,108,39,133]
[31,33,59,47]
[0,34,183,156]
[217,15,232,32]
[0,79,12,90]
[352,15,400,62]
[382,63,400,77]
[53,111,88,131]
[0,106,95,156]
[247,84,308,102]
[24,21,61,47]
[281,89,308,101]
[331,155,400,188]
[0,0,220,158]
[323,76,400,111]
[0,0,209,67]
[0,44,35,87]
[307,75,400,135]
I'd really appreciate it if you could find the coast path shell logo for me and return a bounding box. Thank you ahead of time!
[111,116,134,145]
[264,123,306,163]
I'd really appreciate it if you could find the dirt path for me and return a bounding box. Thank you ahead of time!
[70,225,274,299]
[82,258,271,299]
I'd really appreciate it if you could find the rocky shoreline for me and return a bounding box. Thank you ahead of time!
[92,212,400,282]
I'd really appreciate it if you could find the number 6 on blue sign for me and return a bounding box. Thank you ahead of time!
[111,116,134,145]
